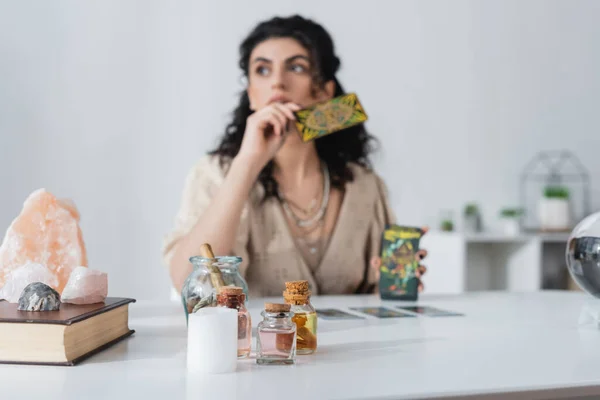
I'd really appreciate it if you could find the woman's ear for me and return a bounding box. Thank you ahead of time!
[324,80,336,98]
[314,80,336,102]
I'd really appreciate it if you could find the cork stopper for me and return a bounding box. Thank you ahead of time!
[284,293,312,305]
[265,303,291,313]
[285,280,309,294]
[283,280,311,305]
[218,286,243,296]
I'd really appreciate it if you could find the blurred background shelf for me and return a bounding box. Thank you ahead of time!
[421,231,578,295]
[463,232,570,243]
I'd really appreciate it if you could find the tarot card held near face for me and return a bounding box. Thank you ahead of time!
[379,225,425,301]
[294,93,368,142]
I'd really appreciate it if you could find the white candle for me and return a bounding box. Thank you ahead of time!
[187,307,238,374]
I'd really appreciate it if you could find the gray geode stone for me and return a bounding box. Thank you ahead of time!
[17,282,61,311]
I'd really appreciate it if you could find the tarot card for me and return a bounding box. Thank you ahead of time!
[396,306,464,317]
[349,307,415,319]
[316,308,365,320]
[294,93,368,142]
[379,225,425,301]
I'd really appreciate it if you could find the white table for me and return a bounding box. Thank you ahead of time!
[2,291,600,399]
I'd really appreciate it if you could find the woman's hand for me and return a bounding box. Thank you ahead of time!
[370,227,429,292]
[236,102,301,170]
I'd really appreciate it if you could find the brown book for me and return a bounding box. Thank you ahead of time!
[0,297,135,366]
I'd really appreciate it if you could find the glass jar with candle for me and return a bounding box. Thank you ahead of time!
[216,286,251,358]
[181,256,249,323]
[256,303,297,365]
[284,280,317,354]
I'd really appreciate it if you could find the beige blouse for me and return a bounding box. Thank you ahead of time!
[162,155,396,298]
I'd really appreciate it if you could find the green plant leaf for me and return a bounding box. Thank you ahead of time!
[500,207,525,218]
[464,204,479,215]
[544,185,570,199]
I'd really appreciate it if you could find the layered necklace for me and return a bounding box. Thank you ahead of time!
[278,164,330,258]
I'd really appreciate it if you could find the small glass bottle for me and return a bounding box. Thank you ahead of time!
[216,286,251,359]
[284,280,317,355]
[256,303,296,365]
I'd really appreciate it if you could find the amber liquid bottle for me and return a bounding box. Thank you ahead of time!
[284,280,317,355]
[216,286,251,358]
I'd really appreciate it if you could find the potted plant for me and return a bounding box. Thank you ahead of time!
[539,185,570,231]
[441,219,454,232]
[439,210,454,232]
[463,203,482,233]
[499,207,524,236]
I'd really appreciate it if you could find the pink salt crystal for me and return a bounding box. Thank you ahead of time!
[0,189,88,294]
[0,263,59,303]
[61,266,107,304]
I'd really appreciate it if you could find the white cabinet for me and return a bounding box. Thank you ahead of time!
[421,231,573,294]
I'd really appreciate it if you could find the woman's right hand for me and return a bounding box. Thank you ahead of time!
[236,102,301,169]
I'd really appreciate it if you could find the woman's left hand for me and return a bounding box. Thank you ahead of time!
[370,226,429,292]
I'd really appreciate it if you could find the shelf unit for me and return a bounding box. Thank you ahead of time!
[420,231,576,295]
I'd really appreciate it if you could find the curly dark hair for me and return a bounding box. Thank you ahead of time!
[209,15,378,199]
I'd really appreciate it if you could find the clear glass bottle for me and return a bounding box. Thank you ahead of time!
[180,256,249,323]
[256,303,296,365]
[216,286,251,359]
[284,280,317,355]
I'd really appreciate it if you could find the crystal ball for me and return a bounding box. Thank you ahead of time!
[566,212,600,298]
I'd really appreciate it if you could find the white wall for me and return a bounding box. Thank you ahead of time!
[1,0,599,301]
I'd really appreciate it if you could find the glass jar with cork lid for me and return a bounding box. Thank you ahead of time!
[216,286,251,359]
[256,303,297,365]
[180,243,249,324]
[284,280,317,355]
